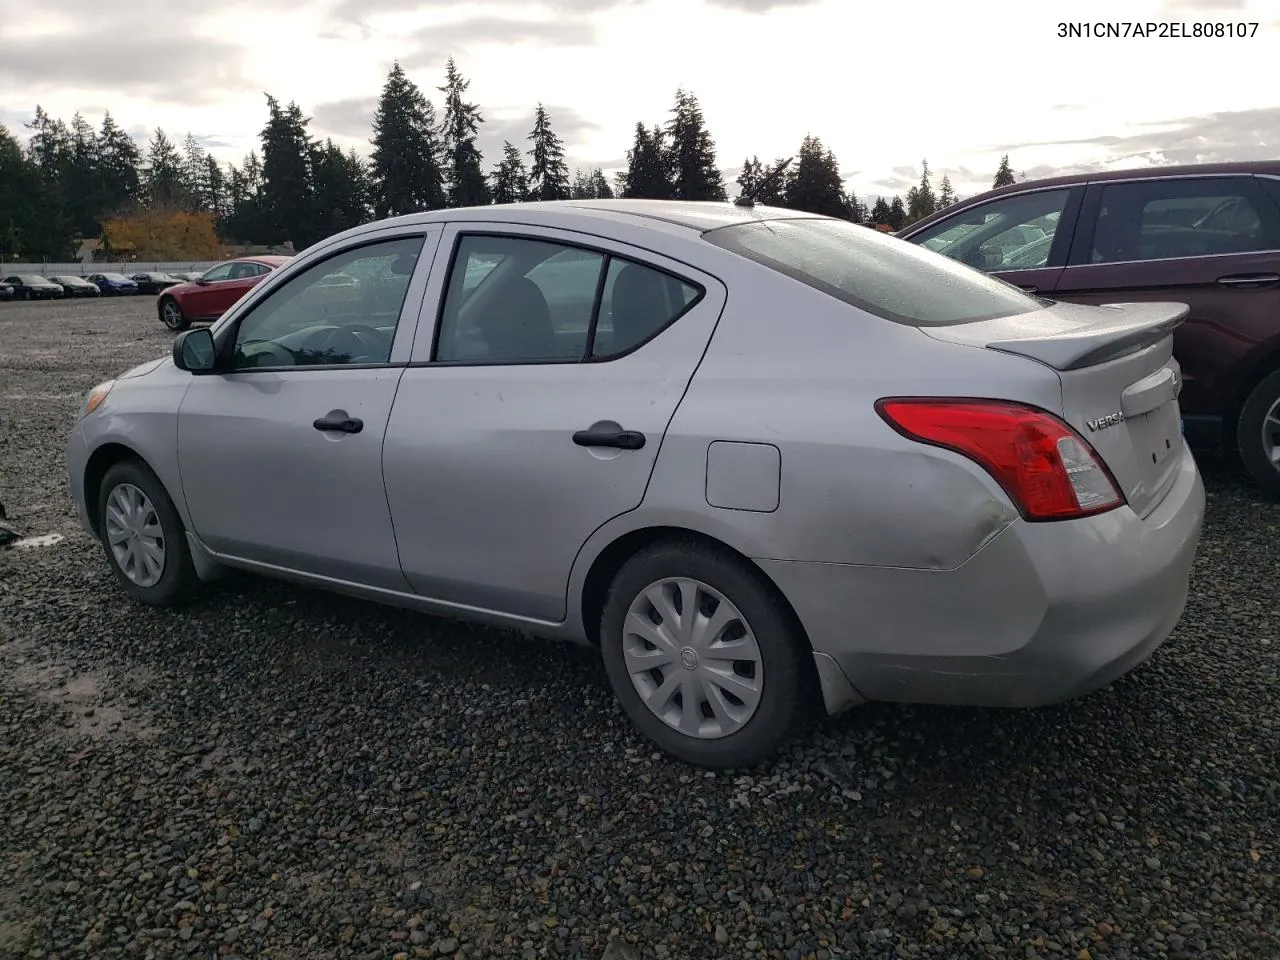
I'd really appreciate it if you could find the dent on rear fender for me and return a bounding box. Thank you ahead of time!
[890,451,1016,569]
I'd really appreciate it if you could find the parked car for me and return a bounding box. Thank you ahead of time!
[131,272,182,295]
[0,281,13,301]
[87,272,140,296]
[897,160,1280,496]
[156,256,291,330]
[2,275,63,300]
[67,199,1205,768]
[48,275,102,298]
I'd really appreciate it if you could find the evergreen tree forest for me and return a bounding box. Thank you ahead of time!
[0,59,1002,261]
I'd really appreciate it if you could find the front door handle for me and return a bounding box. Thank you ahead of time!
[573,428,646,450]
[313,414,363,434]
[1017,284,1038,294]
[1216,273,1280,288]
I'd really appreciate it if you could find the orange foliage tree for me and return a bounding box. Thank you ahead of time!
[101,208,223,261]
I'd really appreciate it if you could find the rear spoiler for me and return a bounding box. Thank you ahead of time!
[923,301,1189,372]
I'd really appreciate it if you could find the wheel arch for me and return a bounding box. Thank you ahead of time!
[83,442,157,536]
[1226,336,1280,450]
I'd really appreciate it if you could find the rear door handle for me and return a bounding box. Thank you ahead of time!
[1216,273,1280,288]
[313,414,363,434]
[573,428,646,450]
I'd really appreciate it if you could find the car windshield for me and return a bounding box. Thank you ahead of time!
[18,275,45,284]
[704,217,1043,326]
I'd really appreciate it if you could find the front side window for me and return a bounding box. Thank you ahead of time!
[202,263,235,282]
[230,235,424,370]
[435,234,702,364]
[908,189,1072,272]
[705,217,1042,327]
[1090,177,1279,263]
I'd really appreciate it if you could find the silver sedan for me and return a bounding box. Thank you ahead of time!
[66,199,1205,768]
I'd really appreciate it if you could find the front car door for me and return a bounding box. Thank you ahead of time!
[382,223,726,622]
[185,262,238,320]
[1052,173,1280,447]
[177,228,442,590]
[901,185,1084,296]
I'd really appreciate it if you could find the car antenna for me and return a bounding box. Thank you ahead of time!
[734,156,794,208]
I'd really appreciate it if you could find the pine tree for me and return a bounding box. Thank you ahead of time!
[526,104,570,201]
[664,90,725,201]
[869,196,891,226]
[259,95,319,248]
[937,173,956,209]
[438,58,490,207]
[97,111,141,214]
[313,138,370,235]
[993,154,1016,188]
[906,159,936,223]
[588,168,613,199]
[490,141,530,204]
[571,167,592,199]
[370,61,446,217]
[182,133,209,211]
[888,195,907,230]
[619,123,673,199]
[143,129,186,208]
[735,156,764,199]
[204,155,227,219]
[66,112,102,236]
[784,135,845,218]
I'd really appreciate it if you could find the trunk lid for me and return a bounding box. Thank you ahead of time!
[922,300,1189,518]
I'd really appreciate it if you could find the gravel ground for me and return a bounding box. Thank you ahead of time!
[1,296,1278,960]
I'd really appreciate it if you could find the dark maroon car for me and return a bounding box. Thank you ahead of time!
[898,161,1280,496]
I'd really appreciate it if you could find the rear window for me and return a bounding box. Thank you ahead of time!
[703,217,1043,326]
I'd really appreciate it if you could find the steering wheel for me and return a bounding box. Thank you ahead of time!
[317,324,387,363]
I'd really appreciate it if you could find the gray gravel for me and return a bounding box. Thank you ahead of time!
[1,295,1278,960]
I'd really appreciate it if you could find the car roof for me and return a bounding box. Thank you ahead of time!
[338,199,826,236]
[903,159,1280,234]
[240,255,291,266]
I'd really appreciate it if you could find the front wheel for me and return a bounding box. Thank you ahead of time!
[599,539,810,768]
[1237,368,1280,498]
[159,296,189,331]
[96,459,199,606]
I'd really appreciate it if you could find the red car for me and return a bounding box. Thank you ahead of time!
[157,256,291,331]
[897,160,1280,496]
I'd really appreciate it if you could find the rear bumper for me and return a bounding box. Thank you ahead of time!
[759,445,1205,712]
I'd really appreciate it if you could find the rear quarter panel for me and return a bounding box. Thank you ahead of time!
[591,260,1068,570]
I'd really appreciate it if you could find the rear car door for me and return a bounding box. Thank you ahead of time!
[382,224,726,622]
[901,185,1084,296]
[1053,174,1280,438]
[177,230,441,589]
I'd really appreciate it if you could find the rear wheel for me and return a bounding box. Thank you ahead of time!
[599,539,810,768]
[1237,368,1280,498]
[159,296,189,331]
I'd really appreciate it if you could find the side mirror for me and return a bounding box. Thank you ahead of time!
[173,328,217,373]
[195,278,210,285]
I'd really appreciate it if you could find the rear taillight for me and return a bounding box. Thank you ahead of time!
[875,398,1125,522]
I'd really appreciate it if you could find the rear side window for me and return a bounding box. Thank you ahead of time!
[1088,176,1280,263]
[703,217,1042,326]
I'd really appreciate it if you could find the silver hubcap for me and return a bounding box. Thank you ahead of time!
[163,302,181,327]
[622,577,763,739]
[1263,396,1280,472]
[104,483,165,587]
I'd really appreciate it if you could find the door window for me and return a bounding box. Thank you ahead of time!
[909,189,1073,271]
[1089,177,1279,263]
[201,263,235,282]
[230,235,425,370]
[435,234,702,364]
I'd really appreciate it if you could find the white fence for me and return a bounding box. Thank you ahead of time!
[4,262,221,277]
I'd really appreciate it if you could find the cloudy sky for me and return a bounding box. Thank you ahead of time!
[0,0,1277,200]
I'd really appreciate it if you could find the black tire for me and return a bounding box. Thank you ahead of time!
[159,296,189,331]
[1237,368,1280,499]
[599,538,811,769]
[96,458,199,606]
